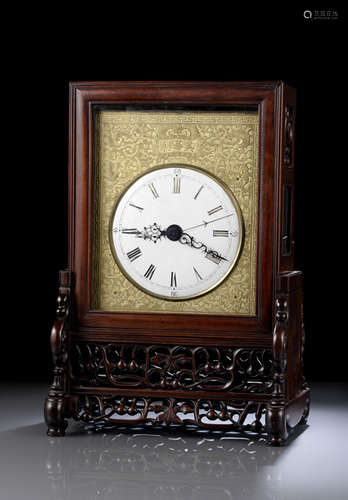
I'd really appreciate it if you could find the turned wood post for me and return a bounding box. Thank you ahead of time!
[44,270,72,436]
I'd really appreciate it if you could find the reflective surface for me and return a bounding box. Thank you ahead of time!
[0,382,347,500]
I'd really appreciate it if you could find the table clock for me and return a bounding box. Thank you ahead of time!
[44,81,310,445]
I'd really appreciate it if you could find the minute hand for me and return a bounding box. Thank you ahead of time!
[183,213,234,232]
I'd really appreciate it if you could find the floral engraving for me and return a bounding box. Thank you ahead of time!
[93,110,259,315]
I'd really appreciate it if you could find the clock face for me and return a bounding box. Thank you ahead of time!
[109,165,243,300]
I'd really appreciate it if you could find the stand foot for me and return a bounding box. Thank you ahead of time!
[44,397,68,437]
[46,425,68,437]
[267,404,288,446]
[298,392,310,425]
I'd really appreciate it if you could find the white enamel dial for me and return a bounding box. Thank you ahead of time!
[109,165,243,300]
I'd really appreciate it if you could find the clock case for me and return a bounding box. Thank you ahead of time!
[44,81,309,446]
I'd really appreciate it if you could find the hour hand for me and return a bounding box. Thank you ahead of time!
[205,249,229,262]
[180,233,228,262]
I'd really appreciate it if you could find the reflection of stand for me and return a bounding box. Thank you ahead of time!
[44,270,309,446]
[45,428,287,500]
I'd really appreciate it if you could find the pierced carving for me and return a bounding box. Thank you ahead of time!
[267,295,289,446]
[272,296,288,400]
[284,105,294,168]
[71,343,273,394]
[44,270,72,436]
[72,394,267,433]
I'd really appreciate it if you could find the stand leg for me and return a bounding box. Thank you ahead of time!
[44,270,72,437]
[45,396,68,437]
[267,404,288,446]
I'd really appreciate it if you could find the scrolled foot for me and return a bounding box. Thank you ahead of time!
[44,397,68,437]
[267,434,287,446]
[298,394,310,425]
[46,420,68,437]
[267,404,288,446]
[298,415,308,426]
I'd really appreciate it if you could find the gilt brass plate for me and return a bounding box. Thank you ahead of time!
[92,109,259,315]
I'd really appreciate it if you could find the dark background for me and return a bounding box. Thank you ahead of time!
[3,6,345,383]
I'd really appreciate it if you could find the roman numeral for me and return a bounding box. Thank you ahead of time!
[144,264,156,280]
[148,182,159,199]
[208,205,223,216]
[194,185,203,200]
[173,176,181,194]
[170,272,177,287]
[193,266,203,281]
[127,247,142,262]
[213,230,229,237]
[129,203,144,211]
[122,228,140,235]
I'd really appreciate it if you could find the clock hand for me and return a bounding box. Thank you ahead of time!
[123,223,229,261]
[121,223,182,243]
[119,223,164,242]
[179,233,228,262]
[139,223,166,242]
[183,213,234,232]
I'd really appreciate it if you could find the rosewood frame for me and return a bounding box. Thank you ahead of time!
[44,81,309,445]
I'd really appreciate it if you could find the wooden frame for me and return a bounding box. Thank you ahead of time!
[44,81,309,445]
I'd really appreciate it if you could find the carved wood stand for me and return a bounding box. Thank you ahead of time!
[44,269,309,446]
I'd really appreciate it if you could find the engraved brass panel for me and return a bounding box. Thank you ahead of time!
[92,110,259,315]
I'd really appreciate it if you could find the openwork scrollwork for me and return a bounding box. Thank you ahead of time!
[73,395,267,433]
[71,343,273,393]
[284,105,294,168]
